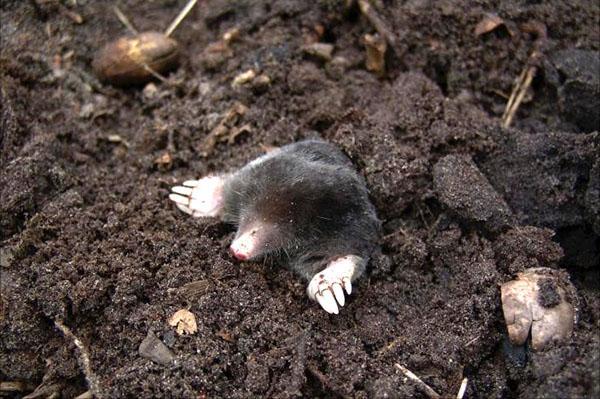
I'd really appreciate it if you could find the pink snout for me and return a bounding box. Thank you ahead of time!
[229,242,249,260]
[229,234,254,261]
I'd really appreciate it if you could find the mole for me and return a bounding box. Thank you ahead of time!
[169,140,381,314]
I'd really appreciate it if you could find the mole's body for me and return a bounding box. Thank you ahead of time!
[169,140,380,313]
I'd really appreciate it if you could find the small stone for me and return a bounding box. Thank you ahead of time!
[106,134,124,143]
[201,40,233,71]
[250,74,271,94]
[139,330,174,365]
[162,330,176,348]
[79,103,94,119]
[222,27,240,44]
[325,56,350,80]
[143,83,158,99]
[232,69,256,87]
[302,42,334,62]
[0,246,15,268]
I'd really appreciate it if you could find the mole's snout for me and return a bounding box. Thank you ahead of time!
[229,244,249,260]
[229,227,260,261]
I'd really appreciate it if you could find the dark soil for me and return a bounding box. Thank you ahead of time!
[1,1,599,398]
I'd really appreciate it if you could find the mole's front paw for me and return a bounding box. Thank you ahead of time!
[169,176,225,217]
[307,255,362,314]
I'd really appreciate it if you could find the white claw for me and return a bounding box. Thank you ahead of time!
[343,277,352,295]
[307,255,363,314]
[169,193,190,205]
[169,176,225,218]
[183,180,201,187]
[332,284,345,307]
[171,186,193,196]
[175,203,194,216]
[317,290,339,314]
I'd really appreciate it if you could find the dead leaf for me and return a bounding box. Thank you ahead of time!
[178,280,211,300]
[154,152,173,170]
[198,102,249,156]
[216,328,235,342]
[168,309,198,335]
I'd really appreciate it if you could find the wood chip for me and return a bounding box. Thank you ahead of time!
[364,33,387,76]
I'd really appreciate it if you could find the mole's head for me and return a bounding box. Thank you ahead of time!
[228,184,337,261]
[225,152,376,262]
[229,219,283,261]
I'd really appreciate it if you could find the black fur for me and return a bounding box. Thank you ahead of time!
[221,140,381,281]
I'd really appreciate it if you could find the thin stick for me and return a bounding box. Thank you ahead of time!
[0,381,28,393]
[358,0,402,56]
[54,320,103,399]
[395,363,441,399]
[142,63,171,83]
[306,365,351,399]
[501,65,536,128]
[113,6,138,35]
[501,67,527,122]
[501,21,547,128]
[165,0,198,37]
[456,377,468,399]
[75,391,93,399]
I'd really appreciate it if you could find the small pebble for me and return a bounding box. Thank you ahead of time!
[232,69,256,87]
[302,42,334,62]
[139,330,174,365]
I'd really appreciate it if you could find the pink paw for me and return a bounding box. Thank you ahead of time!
[169,176,225,217]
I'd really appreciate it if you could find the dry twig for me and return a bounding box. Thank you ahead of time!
[456,377,468,399]
[165,0,199,37]
[358,0,402,57]
[306,365,351,399]
[75,391,93,399]
[113,6,138,35]
[395,363,441,399]
[54,320,103,399]
[501,21,547,128]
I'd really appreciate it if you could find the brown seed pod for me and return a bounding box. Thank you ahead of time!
[92,31,179,86]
